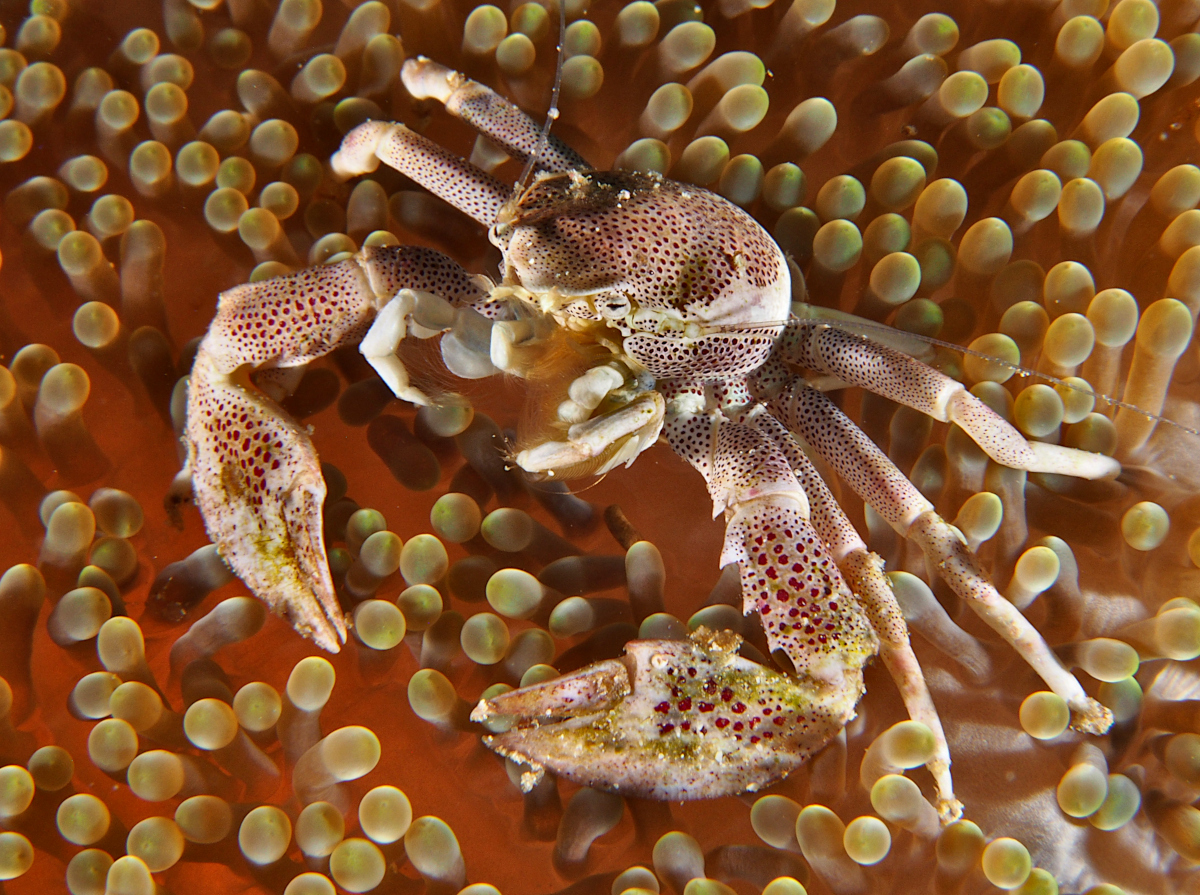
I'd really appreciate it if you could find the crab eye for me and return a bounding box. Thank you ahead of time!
[599,294,631,319]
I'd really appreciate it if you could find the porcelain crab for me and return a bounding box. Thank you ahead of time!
[182,57,1118,816]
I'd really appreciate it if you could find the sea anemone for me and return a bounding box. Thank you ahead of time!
[1,0,1199,893]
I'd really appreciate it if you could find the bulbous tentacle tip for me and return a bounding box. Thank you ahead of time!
[164,467,194,530]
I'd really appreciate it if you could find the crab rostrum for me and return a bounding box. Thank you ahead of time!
[182,57,1116,816]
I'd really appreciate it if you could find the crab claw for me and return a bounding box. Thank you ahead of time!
[181,259,392,653]
[471,627,860,799]
[186,350,347,652]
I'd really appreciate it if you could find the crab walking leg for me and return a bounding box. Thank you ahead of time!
[773,384,1114,735]
[664,387,879,689]
[185,246,489,652]
[779,320,1120,480]
[332,122,510,227]
[401,57,589,173]
[750,411,960,823]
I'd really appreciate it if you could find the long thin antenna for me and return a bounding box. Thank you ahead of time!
[512,0,569,200]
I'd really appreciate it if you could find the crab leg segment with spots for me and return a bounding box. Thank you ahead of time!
[775,319,1122,480]
[185,56,1120,809]
[663,387,879,685]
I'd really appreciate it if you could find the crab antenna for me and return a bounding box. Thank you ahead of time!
[512,0,569,200]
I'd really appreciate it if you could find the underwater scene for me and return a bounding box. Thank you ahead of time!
[1,0,1200,892]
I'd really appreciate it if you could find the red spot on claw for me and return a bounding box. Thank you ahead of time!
[654,701,670,713]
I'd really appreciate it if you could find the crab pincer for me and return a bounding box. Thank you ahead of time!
[471,627,863,800]
[183,246,490,652]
